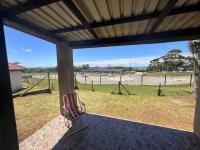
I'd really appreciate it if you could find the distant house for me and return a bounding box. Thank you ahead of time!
[8,63,26,92]
[81,67,126,74]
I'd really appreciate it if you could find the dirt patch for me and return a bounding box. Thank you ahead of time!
[170,96,195,107]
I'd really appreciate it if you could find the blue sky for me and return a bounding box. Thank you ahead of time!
[4,26,191,68]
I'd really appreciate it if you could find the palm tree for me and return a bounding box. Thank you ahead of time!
[188,40,200,136]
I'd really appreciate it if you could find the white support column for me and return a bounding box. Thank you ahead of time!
[56,41,74,114]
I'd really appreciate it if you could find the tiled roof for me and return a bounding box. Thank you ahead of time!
[8,63,26,71]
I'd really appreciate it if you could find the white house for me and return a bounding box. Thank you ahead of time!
[9,63,26,92]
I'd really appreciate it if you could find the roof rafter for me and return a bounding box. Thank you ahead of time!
[7,0,61,15]
[69,27,200,48]
[53,4,200,34]
[2,11,64,43]
[149,0,178,33]
[62,0,98,39]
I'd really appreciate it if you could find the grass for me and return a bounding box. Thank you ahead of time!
[21,78,192,96]
[143,71,193,76]
[14,78,194,142]
[79,91,195,131]
[14,92,60,142]
[14,81,195,142]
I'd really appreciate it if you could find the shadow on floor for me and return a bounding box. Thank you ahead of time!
[52,113,200,150]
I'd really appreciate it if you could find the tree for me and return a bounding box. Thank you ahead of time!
[188,40,200,136]
[147,49,193,72]
[82,64,90,70]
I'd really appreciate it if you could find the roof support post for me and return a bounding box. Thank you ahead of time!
[0,12,19,150]
[56,41,74,115]
[192,40,200,137]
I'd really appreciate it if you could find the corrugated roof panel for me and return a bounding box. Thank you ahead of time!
[121,0,132,17]
[144,19,156,33]
[136,20,150,34]
[180,12,200,29]
[173,12,198,30]
[40,5,70,28]
[78,30,95,40]
[18,11,57,30]
[95,0,111,21]
[33,8,64,29]
[187,0,199,5]
[175,0,188,7]
[58,1,82,25]
[66,29,96,40]
[2,0,19,7]
[155,15,173,32]
[156,0,170,11]
[192,19,200,28]
[107,0,121,19]
[94,27,110,38]
[130,21,138,35]
[105,26,115,38]
[144,0,159,13]
[72,31,86,40]
[114,24,122,37]
[48,3,76,27]
[156,12,200,32]
[58,32,79,41]
[134,0,146,15]
[73,0,100,23]
[122,23,130,36]
[84,29,95,39]
[163,14,186,31]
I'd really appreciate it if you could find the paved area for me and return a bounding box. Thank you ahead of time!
[31,73,192,85]
[20,114,200,150]
[19,115,68,150]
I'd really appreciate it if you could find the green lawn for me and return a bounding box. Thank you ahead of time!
[14,90,195,142]
[14,78,194,142]
[21,78,192,96]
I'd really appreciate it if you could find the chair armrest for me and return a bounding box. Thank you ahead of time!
[79,100,86,113]
[79,101,85,106]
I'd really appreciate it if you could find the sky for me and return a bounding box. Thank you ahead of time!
[4,26,191,68]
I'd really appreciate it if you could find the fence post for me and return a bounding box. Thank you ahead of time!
[51,83,54,91]
[190,74,193,86]
[120,72,122,82]
[100,74,101,85]
[91,80,94,92]
[74,74,79,90]
[48,72,51,93]
[85,75,87,84]
[141,75,143,85]
[118,81,122,95]
[157,83,162,96]
[164,74,167,85]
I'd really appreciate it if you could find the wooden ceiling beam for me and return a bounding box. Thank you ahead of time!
[3,11,64,43]
[149,0,178,33]
[5,0,61,15]
[69,27,200,49]
[53,4,200,34]
[62,0,98,39]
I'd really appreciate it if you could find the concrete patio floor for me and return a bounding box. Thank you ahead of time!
[20,113,200,150]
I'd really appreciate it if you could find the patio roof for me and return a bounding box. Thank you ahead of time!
[1,0,200,48]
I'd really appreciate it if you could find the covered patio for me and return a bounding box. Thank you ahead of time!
[1,0,200,149]
[19,114,200,150]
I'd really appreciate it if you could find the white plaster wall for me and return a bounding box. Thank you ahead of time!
[9,71,22,92]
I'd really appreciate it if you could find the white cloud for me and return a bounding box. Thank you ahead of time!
[21,48,32,52]
[182,51,192,57]
[13,49,18,53]
[75,56,159,67]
